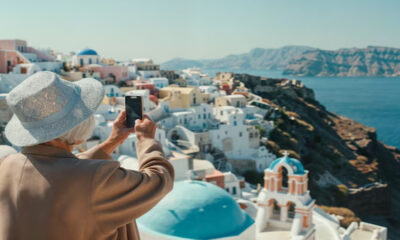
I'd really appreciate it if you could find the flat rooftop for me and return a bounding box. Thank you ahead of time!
[350,229,374,240]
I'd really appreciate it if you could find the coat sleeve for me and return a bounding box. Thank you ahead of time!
[90,139,175,234]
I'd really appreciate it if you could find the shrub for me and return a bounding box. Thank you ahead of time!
[242,170,264,185]
[255,125,266,137]
[319,205,360,228]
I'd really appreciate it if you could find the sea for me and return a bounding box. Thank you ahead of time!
[203,69,400,150]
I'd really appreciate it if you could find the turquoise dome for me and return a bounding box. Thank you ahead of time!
[76,48,98,56]
[137,180,254,239]
[269,156,305,174]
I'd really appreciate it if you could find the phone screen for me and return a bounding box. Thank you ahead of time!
[125,96,143,128]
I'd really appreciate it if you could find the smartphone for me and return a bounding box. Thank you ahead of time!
[125,96,143,128]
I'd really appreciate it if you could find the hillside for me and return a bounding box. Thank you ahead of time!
[228,73,400,239]
[283,46,400,77]
[162,46,313,70]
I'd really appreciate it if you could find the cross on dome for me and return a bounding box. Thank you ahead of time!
[282,150,290,158]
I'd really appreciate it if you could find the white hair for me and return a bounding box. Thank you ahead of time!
[58,115,95,145]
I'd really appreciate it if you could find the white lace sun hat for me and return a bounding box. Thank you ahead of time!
[5,71,104,147]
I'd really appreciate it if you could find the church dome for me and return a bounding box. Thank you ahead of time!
[269,156,305,175]
[137,180,254,239]
[76,48,98,56]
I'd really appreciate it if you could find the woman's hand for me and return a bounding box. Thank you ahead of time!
[134,116,157,141]
[100,110,157,155]
[100,110,135,155]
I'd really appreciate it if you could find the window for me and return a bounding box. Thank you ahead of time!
[208,113,211,118]
[220,111,223,115]
[250,133,253,138]
[239,132,242,137]
[232,187,237,195]
[198,115,201,119]
[89,58,92,64]
[226,188,229,192]
[203,114,206,119]
[234,121,237,126]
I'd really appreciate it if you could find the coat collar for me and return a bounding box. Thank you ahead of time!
[22,144,76,159]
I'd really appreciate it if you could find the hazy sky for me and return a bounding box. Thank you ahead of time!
[1,0,399,62]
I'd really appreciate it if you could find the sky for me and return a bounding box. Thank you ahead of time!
[1,0,399,62]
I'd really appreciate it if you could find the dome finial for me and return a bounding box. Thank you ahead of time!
[282,150,289,158]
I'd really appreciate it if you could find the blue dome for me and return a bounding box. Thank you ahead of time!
[76,48,98,56]
[269,156,305,175]
[137,181,254,239]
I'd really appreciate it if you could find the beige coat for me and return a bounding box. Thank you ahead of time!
[0,139,174,240]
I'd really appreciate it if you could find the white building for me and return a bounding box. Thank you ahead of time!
[199,85,226,101]
[72,48,100,67]
[103,85,125,97]
[149,77,169,89]
[215,95,247,108]
[211,106,276,171]
[130,59,161,80]
[160,103,215,131]
[179,68,212,86]
[0,74,28,94]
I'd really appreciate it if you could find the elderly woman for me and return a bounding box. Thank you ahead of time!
[0,72,174,240]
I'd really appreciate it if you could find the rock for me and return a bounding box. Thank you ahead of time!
[283,46,400,77]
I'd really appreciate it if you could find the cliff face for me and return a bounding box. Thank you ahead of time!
[229,73,400,238]
[162,46,313,70]
[283,46,400,77]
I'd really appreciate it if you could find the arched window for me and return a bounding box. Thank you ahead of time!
[88,58,92,64]
[270,199,280,218]
[80,58,84,66]
[288,202,296,219]
[281,167,289,188]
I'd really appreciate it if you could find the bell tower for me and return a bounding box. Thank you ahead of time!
[256,151,315,239]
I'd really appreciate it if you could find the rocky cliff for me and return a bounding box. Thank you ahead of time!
[162,46,313,70]
[283,46,400,77]
[228,73,400,238]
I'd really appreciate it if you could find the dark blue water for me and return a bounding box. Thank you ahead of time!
[204,69,400,149]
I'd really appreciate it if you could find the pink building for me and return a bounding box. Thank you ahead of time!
[130,80,155,94]
[84,64,129,83]
[0,50,28,73]
[0,39,59,74]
